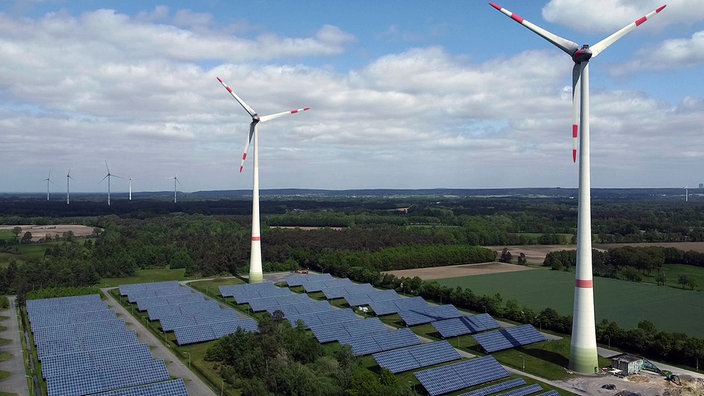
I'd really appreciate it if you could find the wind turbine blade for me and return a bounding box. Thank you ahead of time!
[105,160,110,173]
[489,3,579,56]
[571,62,586,163]
[259,107,311,122]
[100,174,109,183]
[217,77,257,117]
[240,122,256,173]
[590,5,666,58]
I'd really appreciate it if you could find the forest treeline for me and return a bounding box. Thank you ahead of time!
[544,246,702,287]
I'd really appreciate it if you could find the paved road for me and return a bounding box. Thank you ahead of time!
[0,296,30,396]
[101,288,216,396]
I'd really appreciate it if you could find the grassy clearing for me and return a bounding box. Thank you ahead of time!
[437,270,704,338]
[96,268,189,288]
[643,264,704,291]
[0,353,10,361]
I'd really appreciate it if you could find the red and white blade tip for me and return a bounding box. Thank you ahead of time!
[291,108,310,114]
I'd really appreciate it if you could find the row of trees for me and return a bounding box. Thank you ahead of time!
[205,314,415,396]
[543,246,701,287]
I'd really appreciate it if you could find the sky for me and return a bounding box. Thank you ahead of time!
[1,0,703,193]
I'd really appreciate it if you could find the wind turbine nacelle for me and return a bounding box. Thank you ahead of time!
[572,45,592,63]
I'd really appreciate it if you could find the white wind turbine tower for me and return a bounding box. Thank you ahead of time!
[217,77,310,284]
[171,176,180,203]
[490,3,666,374]
[66,169,73,205]
[684,185,689,202]
[128,177,134,201]
[43,170,54,201]
[100,161,120,206]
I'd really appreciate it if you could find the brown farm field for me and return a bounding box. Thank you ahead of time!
[0,224,97,242]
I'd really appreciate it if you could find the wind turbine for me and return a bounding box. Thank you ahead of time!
[66,169,73,205]
[128,177,134,201]
[684,185,689,202]
[217,76,310,283]
[171,176,180,203]
[43,170,54,201]
[490,3,666,374]
[100,161,120,206]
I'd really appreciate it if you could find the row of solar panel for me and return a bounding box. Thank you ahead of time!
[33,318,127,343]
[91,379,188,396]
[174,318,259,345]
[27,294,189,396]
[414,356,509,396]
[373,340,461,373]
[45,358,171,396]
[473,324,546,353]
[339,327,421,356]
[431,313,501,338]
[397,304,463,326]
[284,272,334,287]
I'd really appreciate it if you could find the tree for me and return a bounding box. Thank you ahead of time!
[517,252,527,265]
[21,231,32,244]
[678,274,690,289]
[655,270,666,286]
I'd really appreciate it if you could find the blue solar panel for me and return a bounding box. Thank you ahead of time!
[373,341,461,373]
[340,328,420,356]
[432,314,501,338]
[501,384,544,396]
[457,378,526,396]
[91,378,189,396]
[285,273,333,287]
[473,324,546,353]
[536,391,560,396]
[414,356,509,396]
[174,324,216,345]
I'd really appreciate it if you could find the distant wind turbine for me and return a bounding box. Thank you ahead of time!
[490,2,666,374]
[217,76,310,284]
[128,177,134,201]
[43,170,54,201]
[171,176,180,203]
[684,185,689,202]
[99,161,120,206]
[66,169,73,205]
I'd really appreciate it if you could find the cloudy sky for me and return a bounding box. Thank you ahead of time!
[1,0,703,193]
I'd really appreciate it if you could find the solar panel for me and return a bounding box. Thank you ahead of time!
[285,273,333,287]
[373,341,461,373]
[432,314,501,338]
[90,378,189,396]
[309,317,387,343]
[473,324,546,353]
[414,356,509,396]
[457,378,526,396]
[501,384,544,396]
[340,328,420,356]
[536,391,560,396]
[174,324,216,345]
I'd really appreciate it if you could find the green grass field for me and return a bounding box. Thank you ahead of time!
[643,263,704,291]
[437,269,704,338]
[96,268,189,287]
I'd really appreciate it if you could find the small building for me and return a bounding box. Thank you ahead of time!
[611,354,643,375]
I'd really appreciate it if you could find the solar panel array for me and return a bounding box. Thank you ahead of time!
[300,276,353,293]
[372,340,461,373]
[309,317,388,343]
[219,282,292,304]
[414,356,509,396]
[339,327,421,356]
[397,304,463,326]
[431,314,501,338]
[250,292,312,312]
[26,294,189,396]
[321,282,376,299]
[456,378,526,396]
[284,273,334,287]
[121,281,258,346]
[92,378,188,396]
[368,295,428,316]
[501,383,544,396]
[344,289,400,307]
[473,324,546,353]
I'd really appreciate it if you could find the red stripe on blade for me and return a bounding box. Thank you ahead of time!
[511,14,524,23]
[252,236,261,241]
[635,16,647,26]
[489,3,502,11]
[656,5,666,13]
[572,125,578,138]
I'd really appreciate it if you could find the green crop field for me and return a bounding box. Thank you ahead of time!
[96,268,188,287]
[437,269,704,338]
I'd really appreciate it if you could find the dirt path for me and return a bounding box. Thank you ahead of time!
[386,262,535,280]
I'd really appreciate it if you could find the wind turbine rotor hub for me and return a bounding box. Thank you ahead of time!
[572,45,592,63]
[253,114,260,121]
